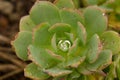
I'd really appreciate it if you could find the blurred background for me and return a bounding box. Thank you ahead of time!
[0,0,53,80]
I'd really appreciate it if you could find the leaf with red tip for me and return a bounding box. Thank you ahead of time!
[54,0,75,9]
[43,67,72,77]
[20,15,35,32]
[86,34,102,63]
[28,45,62,68]
[33,23,52,48]
[86,50,112,71]
[77,22,87,45]
[30,1,61,25]
[11,31,32,60]
[48,23,71,34]
[25,63,49,80]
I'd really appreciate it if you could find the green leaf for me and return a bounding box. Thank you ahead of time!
[68,38,79,56]
[54,0,75,9]
[67,70,81,80]
[60,9,84,37]
[30,1,61,25]
[85,0,106,5]
[25,63,49,80]
[77,63,92,75]
[33,23,52,48]
[28,45,61,68]
[105,62,116,80]
[66,56,85,68]
[46,49,64,61]
[20,15,35,32]
[43,67,72,77]
[101,31,120,54]
[48,23,72,34]
[77,22,87,45]
[65,32,74,43]
[84,6,107,38]
[86,50,112,71]
[51,34,57,51]
[86,34,102,63]
[11,31,32,60]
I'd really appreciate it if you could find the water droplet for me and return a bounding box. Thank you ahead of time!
[102,13,105,16]
[58,40,71,52]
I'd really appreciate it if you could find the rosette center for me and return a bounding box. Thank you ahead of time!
[58,40,71,52]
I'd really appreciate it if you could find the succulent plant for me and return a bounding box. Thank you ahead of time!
[80,0,120,32]
[11,0,120,80]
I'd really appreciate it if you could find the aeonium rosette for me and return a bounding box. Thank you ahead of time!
[11,0,120,80]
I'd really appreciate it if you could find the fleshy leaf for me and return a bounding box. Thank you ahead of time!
[67,69,81,80]
[86,50,112,71]
[20,15,35,32]
[86,34,102,63]
[33,23,52,48]
[77,63,92,75]
[48,23,71,34]
[84,0,106,5]
[11,31,32,60]
[30,1,61,25]
[68,38,79,56]
[65,32,74,43]
[46,49,64,61]
[77,22,87,45]
[25,63,49,80]
[54,0,75,9]
[28,45,61,68]
[101,31,120,54]
[60,9,84,37]
[43,67,72,77]
[84,6,107,38]
[51,34,57,51]
[66,56,85,68]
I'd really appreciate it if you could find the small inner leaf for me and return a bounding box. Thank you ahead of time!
[51,34,57,51]
[68,38,79,56]
[77,22,87,45]
[48,23,71,34]
[65,32,74,43]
